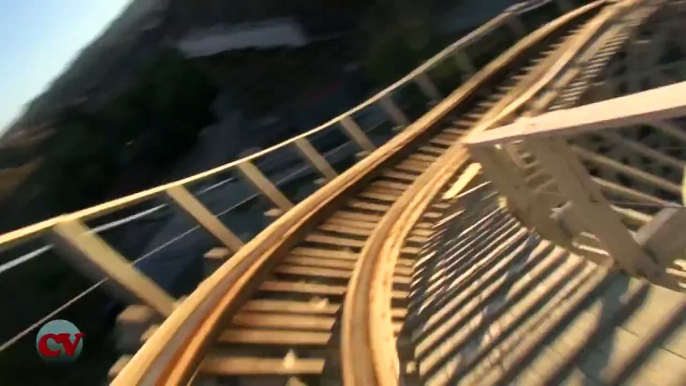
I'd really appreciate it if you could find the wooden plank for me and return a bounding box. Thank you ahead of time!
[429,137,455,147]
[371,180,411,191]
[572,146,681,195]
[232,313,336,330]
[593,177,672,206]
[634,207,686,268]
[319,223,371,237]
[421,247,593,382]
[418,146,445,156]
[332,211,382,222]
[201,357,325,376]
[443,163,482,199]
[395,162,429,173]
[236,161,293,211]
[293,138,338,181]
[49,219,175,317]
[409,153,438,163]
[242,299,340,315]
[326,217,376,230]
[526,138,679,288]
[290,247,358,261]
[381,170,419,182]
[347,199,392,212]
[274,264,352,279]
[284,256,357,270]
[340,117,376,153]
[602,132,685,169]
[305,234,366,248]
[218,329,331,346]
[463,82,686,148]
[357,191,398,202]
[259,281,347,296]
[166,186,244,252]
[443,128,464,135]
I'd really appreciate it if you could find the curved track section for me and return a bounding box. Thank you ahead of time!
[111,3,607,385]
[347,1,686,385]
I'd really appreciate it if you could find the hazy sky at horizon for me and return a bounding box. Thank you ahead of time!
[0,0,132,132]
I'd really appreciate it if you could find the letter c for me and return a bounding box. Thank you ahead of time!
[38,334,61,357]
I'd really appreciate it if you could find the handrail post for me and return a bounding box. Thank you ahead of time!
[379,95,410,129]
[340,117,377,153]
[236,161,294,211]
[453,50,476,79]
[165,186,244,252]
[48,218,176,317]
[414,73,442,103]
[525,137,680,289]
[293,138,338,182]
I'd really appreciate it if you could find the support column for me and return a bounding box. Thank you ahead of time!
[236,161,294,211]
[293,138,338,182]
[166,186,244,252]
[340,117,376,154]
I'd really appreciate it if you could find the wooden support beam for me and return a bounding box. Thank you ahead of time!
[463,82,686,148]
[602,132,685,169]
[414,73,442,102]
[572,146,681,195]
[635,207,686,268]
[554,202,650,240]
[166,186,244,252]
[525,138,679,289]
[49,219,176,317]
[236,161,294,211]
[379,95,410,128]
[339,117,376,153]
[469,146,570,246]
[293,138,338,182]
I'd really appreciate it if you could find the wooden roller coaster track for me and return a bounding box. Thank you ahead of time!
[2,0,686,385]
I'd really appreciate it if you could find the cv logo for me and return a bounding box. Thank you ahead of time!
[36,320,84,363]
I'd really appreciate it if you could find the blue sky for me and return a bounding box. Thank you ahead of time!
[0,0,132,132]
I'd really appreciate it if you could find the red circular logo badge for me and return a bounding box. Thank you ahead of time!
[36,320,84,363]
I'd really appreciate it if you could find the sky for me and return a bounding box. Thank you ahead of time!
[0,0,132,132]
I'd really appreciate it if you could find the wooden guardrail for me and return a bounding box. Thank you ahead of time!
[464,81,686,290]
